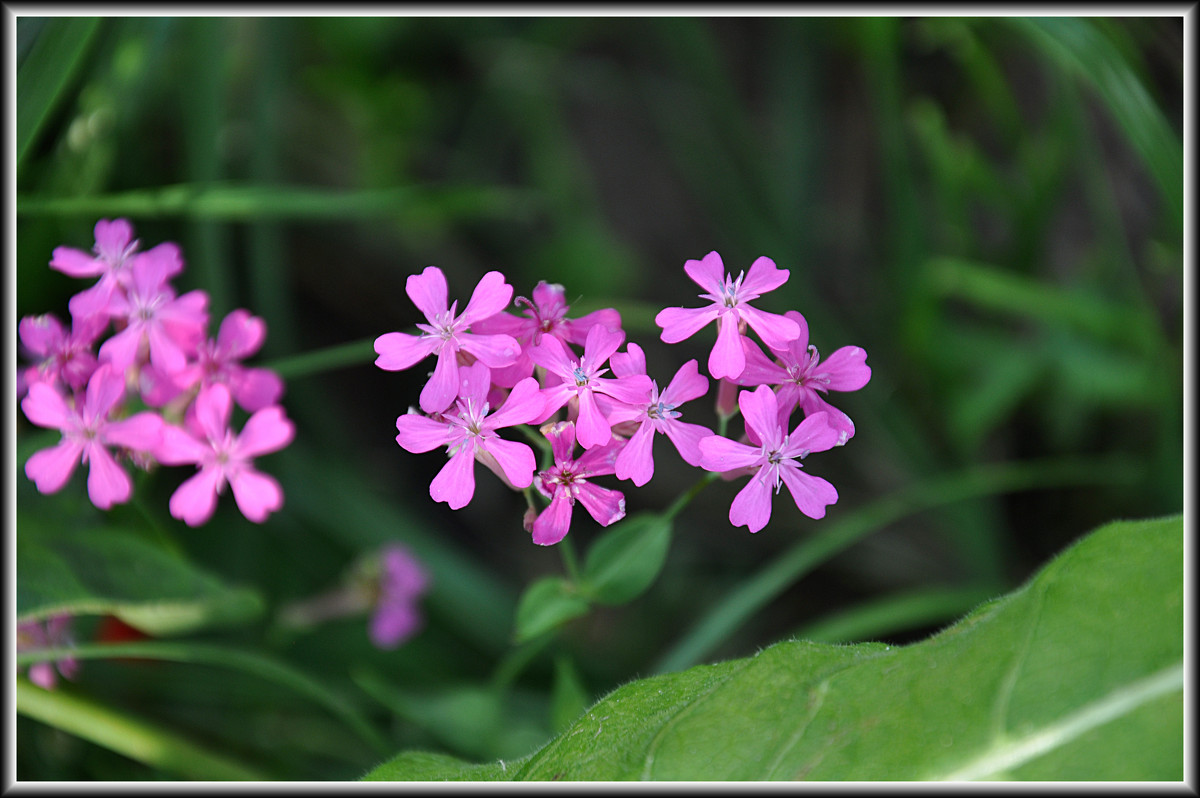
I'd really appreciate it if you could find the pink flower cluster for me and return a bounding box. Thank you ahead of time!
[19,219,294,527]
[376,251,870,540]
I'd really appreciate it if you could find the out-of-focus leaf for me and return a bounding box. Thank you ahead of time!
[16,17,103,167]
[549,655,591,735]
[580,513,672,605]
[16,513,263,636]
[364,515,1182,780]
[512,577,590,644]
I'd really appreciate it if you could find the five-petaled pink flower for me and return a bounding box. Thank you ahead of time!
[155,383,294,526]
[370,544,431,649]
[98,246,208,376]
[656,251,801,380]
[394,362,545,510]
[19,311,106,393]
[528,324,653,450]
[374,267,521,414]
[471,281,622,388]
[528,421,626,546]
[22,363,164,509]
[734,310,870,445]
[605,343,713,487]
[170,309,284,412]
[699,385,840,533]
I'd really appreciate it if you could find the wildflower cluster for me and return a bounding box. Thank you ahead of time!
[19,219,294,527]
[376,251,870,541]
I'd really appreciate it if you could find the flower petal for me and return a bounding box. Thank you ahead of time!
[49,246,104,278]
[481,437,536,489]
[614,421,656,486]
[458,331,520,368]
[655,305,718,345]
[526,333,576,379]
[374,331,439,372]
[708,315,746,380]
[661,358,709,405]
[574,389,611,449]
[728,469,774,533]
[102,411,163,452]
[22,383,72,430]
[739,255,789,297]
[581,323,625,370]
[732,337,788,387]
[216,309,266,360]
[406,266,449,321]
[486,376,545,430]
[575,481,627,527]
[779,464,838,520]
[237,406,294,458]
[818,346,872,392]
[418,347,461,414]
[429,445,477,510]
[608,342,646,379]
[230,468,285,523]
[26,440,83,494]
[531,490,574,546]
[783,410,842,458]
[85,445,132,509]
[170,467,223,527]
[459,271,514,326]
[699,434,761,473]
[155,424,209,465]
[662,419,713,468]
[683,251,726,294]
[193,384,233,442]
[740,306,801,352]
[231,367,285,412]
[395,413,454,453]
[738,384,783,449]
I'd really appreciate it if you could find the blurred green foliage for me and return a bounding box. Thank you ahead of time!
[14,15,1182,780]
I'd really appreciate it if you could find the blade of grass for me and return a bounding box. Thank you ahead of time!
[16,17,103,169]
[651,456,1143,675]
[17,641,389,755]
[791,585,996,644]
[17,676,267,780]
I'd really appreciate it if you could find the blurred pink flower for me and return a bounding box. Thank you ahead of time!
[374,267,520,414]
[18,310,106,393]
[156,383,294,526]
[18,616,79,690]
[170,309,284,412]
[699,385,840,533]
[98,247,208,376]
[394,361,545,510]
[22,363,163,509]
[369,545,431,649]
[655,251,801,380]
[528,421,626,546]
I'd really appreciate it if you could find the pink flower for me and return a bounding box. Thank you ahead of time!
[699,385,840,532]
[605,343,713,487]
[98,247,208,376]
[22,363,164,509]
[170,309,284,412]
[369,545,430,649]
[155,383,294,526]
[734,311,871,445]
[18,616,79,690]
[528,421,626,546]
[50,219,184,321]
[655,251,801,380]
[471,281,623,387]
[18,310,106,393]
[528,324,653,450]
[374,267,521,414]
[394,361,545,510]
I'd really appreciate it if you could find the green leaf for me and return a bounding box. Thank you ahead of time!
[550,655,591,734]
[16,17,103,168]
[580,513,673,605]
[17,514,263,636]
[364,515,1183,781]
[512,577,590,644]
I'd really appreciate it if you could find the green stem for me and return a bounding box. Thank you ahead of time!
[559,536,582,583]
[664,471,720,521]
[17,677,267,780]
[263,338,378,380]
[651,456,1143,675]
[18,641,388,755]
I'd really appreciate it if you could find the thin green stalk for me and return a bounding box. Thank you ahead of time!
[558,536,582,583]
[664,470,720,522]
[263,338,378,380]
[651,456,1142,675]
[18,641,388,755]
[17,677,267,780]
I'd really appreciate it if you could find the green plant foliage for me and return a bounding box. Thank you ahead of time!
[364,515,1182,780]
[513,577,591,644]
[580,513,673,605]
[16,514,263,636]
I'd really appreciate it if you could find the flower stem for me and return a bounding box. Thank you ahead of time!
[664,470,720,521]
[262,338,377,380]
[559,535,582,583]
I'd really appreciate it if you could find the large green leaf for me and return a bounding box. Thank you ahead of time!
[17,513,263,636]
[364,515,1183,781]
